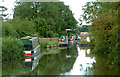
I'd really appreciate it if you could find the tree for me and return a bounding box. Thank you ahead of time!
[81,2,119,64]
[13,2,78,37]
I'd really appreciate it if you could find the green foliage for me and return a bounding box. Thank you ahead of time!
[11,17,37,37]
[2,21,18,37]
[2,37,24,61]
[14,2,34,19]
[81,2,119,64]
[2,17,38,38]
[34,18,47,37]
[39,40,48,48]
[34,18,55,38]
[2,18,36,61]
[14,2,78,37]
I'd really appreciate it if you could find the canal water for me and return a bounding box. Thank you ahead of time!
[2,39,119,76]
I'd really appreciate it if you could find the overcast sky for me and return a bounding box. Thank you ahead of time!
[60,0,95,25]
[0,0,95,25]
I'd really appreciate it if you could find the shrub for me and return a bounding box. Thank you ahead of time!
[2,22,19,37]
[2,37,24,61]
[39,40,48,48]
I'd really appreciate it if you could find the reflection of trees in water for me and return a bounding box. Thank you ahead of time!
[78,48,119,75]
[67,43,78,56]
[88,55,119,75]
[2,60,24,75]
[32,47,77,75]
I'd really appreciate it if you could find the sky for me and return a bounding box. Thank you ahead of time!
[0,0,95,25]
[60,0,94,25]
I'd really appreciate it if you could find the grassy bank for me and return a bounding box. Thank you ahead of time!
[39,40,59,48]
[2,37,24,61]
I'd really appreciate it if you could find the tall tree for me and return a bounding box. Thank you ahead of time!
[13,2,78,37]
[81,2,119,64]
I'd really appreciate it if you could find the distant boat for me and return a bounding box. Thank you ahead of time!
[59,36,65,42]
[69,36,73,41]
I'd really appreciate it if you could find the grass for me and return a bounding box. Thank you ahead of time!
[48,41,59,45]
[39,40,60,48]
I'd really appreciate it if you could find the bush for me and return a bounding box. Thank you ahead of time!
[2,21,19,37]
[2,37,24,61]
[11,17,37,37]
[39,40,48,48]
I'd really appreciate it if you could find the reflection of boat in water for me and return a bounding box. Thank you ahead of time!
[22,46,41,74]
[68,41,73,48]
[23,54,40,74]
[24,45,40,62]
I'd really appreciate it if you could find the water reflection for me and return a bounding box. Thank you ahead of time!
[23,45,41,74]
[2,40,119,76]
[68,41,73,48]
[90,55,119,75]
[61,45,96,75]
[30,44,77,75]
[23,55,40,74]
[2,55,41,75]
[2,60,24,75]
[2,45,41,75]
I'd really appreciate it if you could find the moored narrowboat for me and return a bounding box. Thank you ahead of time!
[20,36,40,62]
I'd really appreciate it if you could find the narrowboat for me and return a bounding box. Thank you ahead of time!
[20,36,40,62]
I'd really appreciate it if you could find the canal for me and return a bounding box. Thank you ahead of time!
[2,38,119,76]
